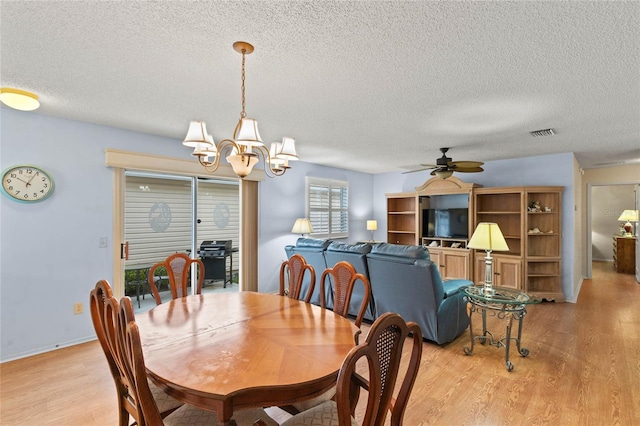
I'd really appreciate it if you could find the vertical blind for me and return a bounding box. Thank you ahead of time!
[306,177,349,239]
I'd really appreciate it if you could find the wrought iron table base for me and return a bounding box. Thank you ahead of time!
[463,303,530,371]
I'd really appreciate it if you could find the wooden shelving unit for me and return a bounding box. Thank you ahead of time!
[385,179,564,296]
[525,188,563,301]
[385,177,478,280]
[472,186,564,301]
[386,193,418,245]
[474,188,524,257]
[422,237,471,280]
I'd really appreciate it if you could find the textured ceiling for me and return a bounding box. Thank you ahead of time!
[1,1,639,174]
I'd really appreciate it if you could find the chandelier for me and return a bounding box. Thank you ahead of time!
[182,41,298,178]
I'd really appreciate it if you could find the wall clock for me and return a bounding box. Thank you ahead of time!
[1,165,55,203]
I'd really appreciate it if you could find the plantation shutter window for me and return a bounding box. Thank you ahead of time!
[306,177,348,239]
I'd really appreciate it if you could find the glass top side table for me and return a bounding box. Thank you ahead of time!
[463,285,541,371]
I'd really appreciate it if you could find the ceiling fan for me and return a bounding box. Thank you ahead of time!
[403,147,484,179]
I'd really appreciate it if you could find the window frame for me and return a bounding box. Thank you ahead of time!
[305,177,349,239]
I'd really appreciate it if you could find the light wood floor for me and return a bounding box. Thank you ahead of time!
[1,261,638,425]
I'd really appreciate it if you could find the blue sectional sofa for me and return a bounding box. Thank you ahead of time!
[284,238,471,344]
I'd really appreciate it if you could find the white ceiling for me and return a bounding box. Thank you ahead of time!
[2,1,639,174]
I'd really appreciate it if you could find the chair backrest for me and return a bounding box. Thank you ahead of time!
[116,296,165,425]
[148,253,205,305]
[335,312,423,426]
[89,280,136,426]
[319,261,371,329]
[284,238,332,306]
[279,254,316,303]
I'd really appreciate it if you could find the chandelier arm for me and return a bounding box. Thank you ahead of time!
[198,154,221,173]
[217,138,242,155]
[197,139,242,173]
[255,145,287,177]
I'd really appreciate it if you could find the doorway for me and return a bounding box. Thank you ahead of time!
[587,183,638,280]
[123,171,239,311]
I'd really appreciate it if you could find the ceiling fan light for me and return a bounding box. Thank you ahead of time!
[233,117,263,147]
[435,169,453,179]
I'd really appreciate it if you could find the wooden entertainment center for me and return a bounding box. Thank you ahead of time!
[386,177,564,301]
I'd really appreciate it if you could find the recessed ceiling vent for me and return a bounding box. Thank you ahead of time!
[529,128,555,137]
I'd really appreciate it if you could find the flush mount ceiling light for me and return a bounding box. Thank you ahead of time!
[182,41,298,179]
[0,88,40,111]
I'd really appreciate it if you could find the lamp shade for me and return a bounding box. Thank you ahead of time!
[233,117,263,147]
[0,87,40,111]
[468,222,509,251]
[276,137,299,160]
[292,218,313,235]
[617,210,639,222]
[366,220,378,231]
[269,142,286,167]
[183,121,213,148]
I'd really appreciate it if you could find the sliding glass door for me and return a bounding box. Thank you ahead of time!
[123,172,239,311]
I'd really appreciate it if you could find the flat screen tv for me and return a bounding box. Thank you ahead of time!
[423,208,469,238]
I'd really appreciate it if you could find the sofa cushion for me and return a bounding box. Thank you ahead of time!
[367,243,430,264]
[327,241,372,255]
[296,237,332,249]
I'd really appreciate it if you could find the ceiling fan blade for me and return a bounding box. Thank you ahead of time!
[449,160,485,168]
[453,166,484,173]
[402,168,428,174]
[419,164,439,168]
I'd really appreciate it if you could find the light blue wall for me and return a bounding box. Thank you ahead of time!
[0,108,189,361]
[258,163,374,294]
[1,107,575,362]
[0,108,374,361]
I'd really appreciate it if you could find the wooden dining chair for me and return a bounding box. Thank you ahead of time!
[279,254,316,303]
[148,253,205,305]
[89,280,183,426]
[319,261,372,344]
[114,295,278,425]
[256,312,423,426]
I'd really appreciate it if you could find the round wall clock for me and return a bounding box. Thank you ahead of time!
[1,165,55,203]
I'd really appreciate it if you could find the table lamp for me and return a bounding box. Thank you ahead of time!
[617,210,639,237]
[468,222,509,296]
[291,218,313,237]
[366,220,378,242]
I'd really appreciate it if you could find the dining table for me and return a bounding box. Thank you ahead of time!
[135,291,358,425]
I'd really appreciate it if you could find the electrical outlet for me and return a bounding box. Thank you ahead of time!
[74,302,84,314]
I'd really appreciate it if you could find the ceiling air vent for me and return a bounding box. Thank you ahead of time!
[529,128,555,137]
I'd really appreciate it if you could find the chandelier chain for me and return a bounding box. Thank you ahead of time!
[240,51,246,118]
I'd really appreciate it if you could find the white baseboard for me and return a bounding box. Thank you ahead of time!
[0,336,97,364]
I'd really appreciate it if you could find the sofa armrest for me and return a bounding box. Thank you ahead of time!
[442,279,473,298]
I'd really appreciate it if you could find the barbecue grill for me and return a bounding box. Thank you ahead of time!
[198,240,236,287]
